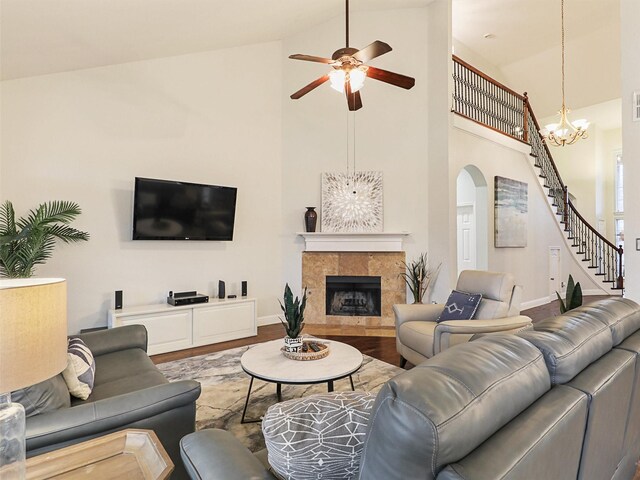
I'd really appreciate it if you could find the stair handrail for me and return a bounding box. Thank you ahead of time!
[523,96,565,191]
[452,55,529,143]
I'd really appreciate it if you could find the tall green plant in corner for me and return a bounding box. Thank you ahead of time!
[0,200,90,278]
[400,252,441,304]
[556,274,583,314]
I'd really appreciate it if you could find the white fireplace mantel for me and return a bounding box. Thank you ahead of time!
[298,232,409,252]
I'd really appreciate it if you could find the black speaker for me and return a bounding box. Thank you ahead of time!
[218,280,226,299]
[241,281,247,297]
[115,290,123,310]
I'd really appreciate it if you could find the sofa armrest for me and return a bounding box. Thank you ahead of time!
[77,325,148,356]
[437,315,533,335]
[393,303,444,328]
[180,430,276,480]
[26,380,200,451]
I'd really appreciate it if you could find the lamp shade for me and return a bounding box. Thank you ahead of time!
[0,278,68,393]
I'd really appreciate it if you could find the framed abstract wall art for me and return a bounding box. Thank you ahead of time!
[321,171,383,233]
[494,176,528,247]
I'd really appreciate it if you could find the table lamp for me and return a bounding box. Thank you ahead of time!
[0,278,68,479]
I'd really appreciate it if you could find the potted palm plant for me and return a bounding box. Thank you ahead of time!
[279,283,307,353]
[400,252,440,304]
[0,200,89,278]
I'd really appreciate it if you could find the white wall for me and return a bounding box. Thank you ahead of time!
[501,23,620,119]
[621,0,640,301]
[452,39,508,86]
[281,6,444,298]
[450,118,603,305]
[1,42,284,333]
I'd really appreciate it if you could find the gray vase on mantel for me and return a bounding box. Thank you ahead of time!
[304,207,318,233]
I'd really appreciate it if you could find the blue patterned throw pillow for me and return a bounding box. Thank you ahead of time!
[61,337,96,400]
[437,290,483,322]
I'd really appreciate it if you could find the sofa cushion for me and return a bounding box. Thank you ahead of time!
[262,391,375,480]
[359,335,550,480]
[437,290,482,322]
[518,310,613,385]
[398,321,436,358]
[72,348,168,404]
[12,374,70,417]
[573,298,640,346]
[62,337,96,400]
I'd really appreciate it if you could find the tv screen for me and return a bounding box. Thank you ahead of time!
[132,177,237,240]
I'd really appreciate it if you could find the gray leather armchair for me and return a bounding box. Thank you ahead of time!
[25,325,201,480]
[394,270,532,366]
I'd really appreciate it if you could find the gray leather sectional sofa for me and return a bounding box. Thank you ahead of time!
[25,325,201,479]
[180,297,640,480]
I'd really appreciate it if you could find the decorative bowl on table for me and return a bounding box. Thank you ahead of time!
[281,340,330,361]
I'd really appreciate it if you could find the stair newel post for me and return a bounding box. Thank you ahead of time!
[523,92,529,143]
[562,186,569,230]
[617,245,624,290]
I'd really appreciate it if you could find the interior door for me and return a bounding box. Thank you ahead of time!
[549,247,561,300]
[457,204,476,276]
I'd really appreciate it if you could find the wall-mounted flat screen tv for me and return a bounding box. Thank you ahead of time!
[133,177,237,240]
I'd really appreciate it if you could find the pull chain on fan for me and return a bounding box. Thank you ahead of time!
[288,0,415,111]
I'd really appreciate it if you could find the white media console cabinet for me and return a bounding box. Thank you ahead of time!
[108,297,257,355]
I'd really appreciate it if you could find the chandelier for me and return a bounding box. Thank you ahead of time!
[540,0,589,147]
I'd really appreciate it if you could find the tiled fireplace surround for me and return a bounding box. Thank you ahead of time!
[301,238,406,327]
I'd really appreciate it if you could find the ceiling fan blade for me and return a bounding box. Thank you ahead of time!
[352,41,392,63]
[367,66,415,89]
[289,54,334,64]
[345,83,363,111]
[290,74,330,100]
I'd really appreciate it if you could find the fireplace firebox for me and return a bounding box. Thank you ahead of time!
[326,276,382,317]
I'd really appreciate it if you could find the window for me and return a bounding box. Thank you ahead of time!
[615,218,624,249]
[614,151,623,214]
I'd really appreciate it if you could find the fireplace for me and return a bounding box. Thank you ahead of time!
[326,276,382,317]
[301,251,405,327]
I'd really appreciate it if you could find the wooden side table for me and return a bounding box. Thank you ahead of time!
[26,429,173,479]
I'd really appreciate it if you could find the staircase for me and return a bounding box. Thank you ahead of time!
[452,55,624,293]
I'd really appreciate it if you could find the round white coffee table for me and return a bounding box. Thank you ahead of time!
[240,338,363,423]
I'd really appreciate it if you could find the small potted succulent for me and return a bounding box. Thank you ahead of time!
[279,283,307,353]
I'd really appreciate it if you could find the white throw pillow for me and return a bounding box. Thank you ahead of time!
[262,391,375,480]
[61,337,96,400]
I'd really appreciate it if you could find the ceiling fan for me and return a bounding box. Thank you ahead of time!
[288,0,415,111]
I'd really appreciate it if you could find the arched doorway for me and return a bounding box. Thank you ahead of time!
[456,165,488,276]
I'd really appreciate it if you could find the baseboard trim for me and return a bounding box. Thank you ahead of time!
[258,314,281,327]
[522,289,617,311]
[521,297,552,310]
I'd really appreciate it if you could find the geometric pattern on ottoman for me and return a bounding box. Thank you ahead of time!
[262,391,375,480]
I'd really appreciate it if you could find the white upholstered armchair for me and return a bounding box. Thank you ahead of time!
[393,270,532,367]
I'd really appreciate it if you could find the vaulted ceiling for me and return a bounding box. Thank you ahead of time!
[0,0,621,119]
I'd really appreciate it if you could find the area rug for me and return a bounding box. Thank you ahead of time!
[157,343,403,452]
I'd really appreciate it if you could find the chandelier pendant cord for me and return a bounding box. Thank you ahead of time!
[561,0,566,110]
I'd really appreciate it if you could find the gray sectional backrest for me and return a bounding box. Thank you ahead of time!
[359,298,640,480]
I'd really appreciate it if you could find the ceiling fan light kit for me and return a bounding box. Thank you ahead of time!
[288,0,415,111]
